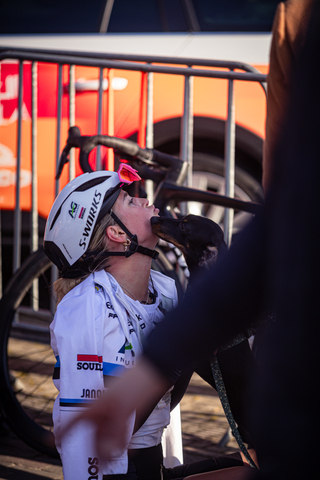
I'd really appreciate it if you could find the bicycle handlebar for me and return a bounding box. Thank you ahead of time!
[57,126,262,215]
[57,126,187,185]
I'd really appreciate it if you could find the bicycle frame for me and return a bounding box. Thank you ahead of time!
[57,127,262,215]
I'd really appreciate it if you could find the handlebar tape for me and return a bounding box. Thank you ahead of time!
[56,126,186,185]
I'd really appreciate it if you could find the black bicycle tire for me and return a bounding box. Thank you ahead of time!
[0,247,183,457]
[193,153,264,204]
[0,248,58,457]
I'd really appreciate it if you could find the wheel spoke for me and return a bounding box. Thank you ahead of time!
[191,164,260,236]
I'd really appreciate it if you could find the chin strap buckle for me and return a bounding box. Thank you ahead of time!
[110,210,159,260]
[126,235,159,260]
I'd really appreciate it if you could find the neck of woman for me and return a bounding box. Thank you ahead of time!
[107,254,153,303]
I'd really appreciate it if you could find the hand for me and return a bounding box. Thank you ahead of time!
[60,357,170,460]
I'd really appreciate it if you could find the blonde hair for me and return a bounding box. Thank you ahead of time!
[53,213,116,305]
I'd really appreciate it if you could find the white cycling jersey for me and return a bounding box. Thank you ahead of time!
[50,268,179,479]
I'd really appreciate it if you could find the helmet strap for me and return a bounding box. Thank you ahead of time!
[109,210,159,260]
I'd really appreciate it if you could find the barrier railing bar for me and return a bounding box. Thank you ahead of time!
[179,72,194,216]
[31,61,38,254]
[68,65,75,180]
[137,72,147,149]
[145,70,154,204]
[0,46,266,77]
[31,61,39,310]
[106,68,114,170]
[180,72,194,188]
[96,67,104,171]
[55,64,63,196]
[0,51,267,87]
[224,77,236,247]
[50,64,63,313]
[146,71,154,150]
[13,60,23,273]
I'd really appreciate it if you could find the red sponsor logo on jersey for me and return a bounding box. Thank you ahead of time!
[77,354,102,363]
[77,354,103,371]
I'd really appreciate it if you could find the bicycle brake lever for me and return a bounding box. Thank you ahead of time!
[56,145,71,180]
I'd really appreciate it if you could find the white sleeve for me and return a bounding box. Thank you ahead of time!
[162,281,182,467]
[148,272,183,465]
[162,405,184,467]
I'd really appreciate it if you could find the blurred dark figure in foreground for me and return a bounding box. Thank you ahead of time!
[63,1,320,479]
[263,0,313,192]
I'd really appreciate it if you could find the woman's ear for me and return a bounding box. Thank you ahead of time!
[106,225,126,244]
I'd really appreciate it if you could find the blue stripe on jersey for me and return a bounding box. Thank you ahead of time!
[53,356,60,380]
[103,362,126,377]
[60,398,94,408]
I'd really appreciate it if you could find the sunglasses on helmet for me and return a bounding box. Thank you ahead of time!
[117,163,141,185]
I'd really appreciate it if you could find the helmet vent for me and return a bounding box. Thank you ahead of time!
[48,175,112,231]
[74,176,111,192]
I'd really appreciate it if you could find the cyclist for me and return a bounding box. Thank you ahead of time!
[44,164,181,480]
[44,163,253,479]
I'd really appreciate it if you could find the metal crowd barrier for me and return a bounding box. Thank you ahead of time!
[0,47,267,297]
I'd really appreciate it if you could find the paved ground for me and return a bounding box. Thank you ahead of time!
[0,373,239,479]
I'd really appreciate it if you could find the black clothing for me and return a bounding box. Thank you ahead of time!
[144,3,320,478]
[104,445,244,480]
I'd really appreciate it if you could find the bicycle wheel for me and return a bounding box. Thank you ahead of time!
[0,248,58,457]
[0,246,183,457]
[191,153,264,236]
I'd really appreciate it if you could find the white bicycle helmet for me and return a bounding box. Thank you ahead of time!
[43,165,158,277]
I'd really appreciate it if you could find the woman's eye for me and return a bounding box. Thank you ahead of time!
[129,198,134,204]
